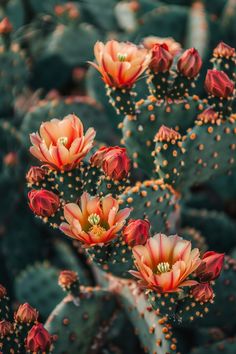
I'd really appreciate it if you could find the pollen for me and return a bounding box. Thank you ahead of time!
[156,262,171,274]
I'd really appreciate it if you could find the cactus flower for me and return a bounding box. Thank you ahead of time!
[0,320,13,337]
[29,114,95,170]
[130,233,201,293]
[91,146,130,180]
[26,166,46,184]
[213,42,235,58]
[0,17,13,34]
[123,219,150,247]
[192,282,214,302]
[143,36,181,56]
[28,189,60,217]
[15,303,38,324]
[205,69,234,98]
[60,192,131,246]
[197,251,224,282]
[177,48,202,78]
[89,40,151,88]
[26,323,51,352]
[149,43,173,73]
[0,284,7,298]
[58,270,79,290]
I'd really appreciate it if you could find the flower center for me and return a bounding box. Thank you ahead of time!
[117,53,127,62]
[88,213,100,225]
[89,224,106,237]
[57,137,68,146]
[155,262,171,274]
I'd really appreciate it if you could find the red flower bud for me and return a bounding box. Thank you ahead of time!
[91,146,130,180]
[123,219,150,247]
[0,284,7,298]
[58,270,79,290]
[149,43,173,73]
[3,152,18,166]
[28,189,60,217]
[0,17,13,34]
[192,282,214,302]
[15,303,38,324]
[213,42,235,58]
[0,320,13,337]
[205,69,234,98]
[90,146,109,167]
[197,251,224,282]
[26,323,51,352]
[26,166,46,184]
[177,48,202,78]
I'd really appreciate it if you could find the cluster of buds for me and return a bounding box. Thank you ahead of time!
[54,2,80,19]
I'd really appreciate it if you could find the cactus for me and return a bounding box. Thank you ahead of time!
[0,2,236,354]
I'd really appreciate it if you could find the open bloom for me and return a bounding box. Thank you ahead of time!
[30,114,95,170]
[60,192,131,246]
[91,146,130,180]
[89,40,151,88]
[130,233,201,293]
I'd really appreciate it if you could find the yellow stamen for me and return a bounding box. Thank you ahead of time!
[89,224,106,237]
[57,137,68,146]
[156,262,171,274]
[88,213,100,226]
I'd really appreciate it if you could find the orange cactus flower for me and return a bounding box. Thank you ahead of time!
[143,36,182,56]
[89,40,151,88]
[130,233,201,293]
[60,192,131,247]
[29,114,95,170]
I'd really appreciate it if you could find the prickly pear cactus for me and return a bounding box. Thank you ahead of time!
[0,2,236,354]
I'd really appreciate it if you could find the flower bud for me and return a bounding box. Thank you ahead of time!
[26,167,46,184]
[0,17,13,34]
[3,152,18,166]
[213,42,235,58]
[149,43,173,73]
[123,219,150,247]
[197,251,224,282]
[192,283,214,302]
[90,146,109,167]
[0,320,13,337]
[0,284,7,298]
[15,303,38,324]
[205,69,234,98]
[91,146,130,180]
[26,323,51,352]
[58,270,79,291]
[177,48,202,78]
[28,189,60,217]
